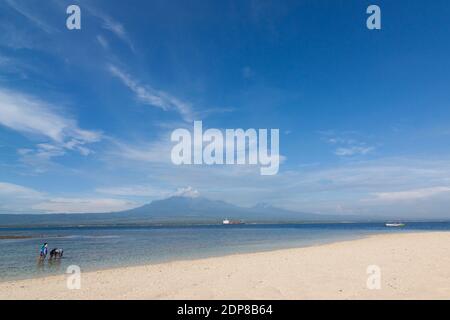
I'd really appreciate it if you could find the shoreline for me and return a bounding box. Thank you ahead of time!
[0,231,374,283]
[1,227,421,284]
[1,231,449,299]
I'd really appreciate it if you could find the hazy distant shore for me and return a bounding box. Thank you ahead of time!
[0,234,65,240]
[1,232,449,300]
[0,235,32,240]
[2,220,449,230]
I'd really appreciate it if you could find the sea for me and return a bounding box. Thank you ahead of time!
[1,222,449,281]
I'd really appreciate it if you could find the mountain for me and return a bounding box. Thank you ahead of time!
[123,196,242,219]
[0,196,370,227]
[121,196,344,222]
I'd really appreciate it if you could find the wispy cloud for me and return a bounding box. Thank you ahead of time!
[320,131,376,157]
[85,7,135,52]
[0,88,102,163]
[371,187,450,202]
[4,0,57,34]
[96,35,109,50]
[0,182,43,199]
[101,17,128,43]
[335,146,375,156]
[0,181,197,213]
[0,54,37,79]
[0,181,43,212]
[0,181,138,213]
[109,136,173,164]
[108,65,195,122]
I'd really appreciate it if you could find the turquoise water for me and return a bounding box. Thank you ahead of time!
[0,222,449,281]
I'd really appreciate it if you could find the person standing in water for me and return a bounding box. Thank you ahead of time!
[39,243,48,259]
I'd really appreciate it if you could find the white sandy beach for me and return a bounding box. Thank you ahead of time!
[1,232,449,300]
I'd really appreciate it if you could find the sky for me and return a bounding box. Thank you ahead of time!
[1,0,450,218]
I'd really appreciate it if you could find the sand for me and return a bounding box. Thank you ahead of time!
[1,232,449,300]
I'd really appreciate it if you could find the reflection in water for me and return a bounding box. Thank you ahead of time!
[36,256,62,273]
[48,258,62,272]
[36,256,45,274]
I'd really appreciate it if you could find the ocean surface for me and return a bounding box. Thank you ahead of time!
[1,222,449,281]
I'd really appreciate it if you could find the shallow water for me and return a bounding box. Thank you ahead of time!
[0,222,449,281]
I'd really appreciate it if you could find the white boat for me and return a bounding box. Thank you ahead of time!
[222,219,244,225]
[385,223,405,227]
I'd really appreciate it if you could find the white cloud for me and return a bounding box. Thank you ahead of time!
[335,146,375,156]
[108,65,194,122]
[371,187,450,202]
[320,131,376,157]
[0,182,43,199]
[0,181,194,213]
[328,137,356,144]
[0,182,44,212]
[101,18,127,41]
[141,158,450,217]
[85,7,135,52]
[0,182,138,214]
[3,157,450,218]
[0,88,102,162]
[172,186,200,198]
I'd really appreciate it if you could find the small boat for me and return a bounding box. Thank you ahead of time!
[222,219,244,225]
[385,223,405,227]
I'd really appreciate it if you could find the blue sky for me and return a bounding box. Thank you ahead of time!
[1,0,450,217]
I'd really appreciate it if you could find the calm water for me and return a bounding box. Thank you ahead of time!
[1,222,449,281]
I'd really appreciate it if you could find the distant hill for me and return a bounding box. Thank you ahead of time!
[0,196,371,227]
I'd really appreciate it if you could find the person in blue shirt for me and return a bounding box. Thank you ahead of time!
[39,243,48,259]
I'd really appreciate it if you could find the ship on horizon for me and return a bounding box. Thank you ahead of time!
[222,219,244,225]
[385,222,406,227]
